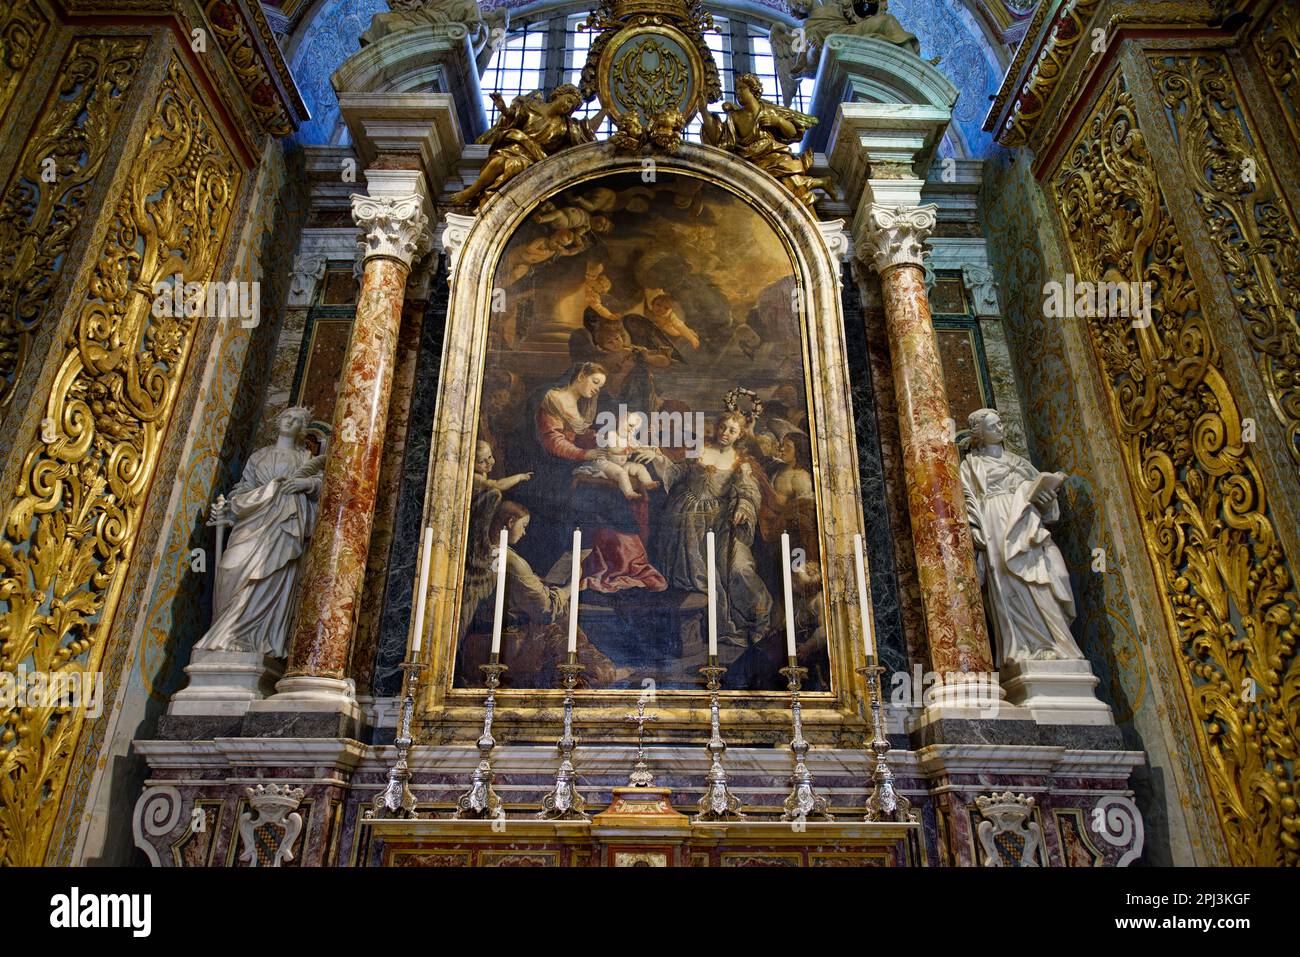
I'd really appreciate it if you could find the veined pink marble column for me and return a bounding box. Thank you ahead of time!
[285,193,430,683]
[863,204,994,676]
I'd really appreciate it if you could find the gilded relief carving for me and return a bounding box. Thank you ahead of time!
[1253,0,1300,149]
[993,0,1102,148]
[0,0,49,122]
[1052,74,1299,865]
[0,59,240,866]
[610,36,690,115]
[1151,52,1300,467]
[0,35,149,413]
[202,0,297,136]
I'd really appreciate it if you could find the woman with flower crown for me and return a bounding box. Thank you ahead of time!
[635,401,772,647]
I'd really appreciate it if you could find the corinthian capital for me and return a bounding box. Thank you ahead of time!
[352,193,432,269]
[440,212,477,282]
[861,203,938,274]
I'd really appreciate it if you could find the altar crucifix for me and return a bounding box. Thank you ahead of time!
[624,694,659,788]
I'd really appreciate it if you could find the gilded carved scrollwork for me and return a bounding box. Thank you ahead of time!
[0,59,240,866]
[202,0,297,136]
[0,0,49,122]
[1253,0,1300,149]
[994,0,1102,148]
[1051,74,1299,866]
[1150,53,1300,467]
[0,36,149,413]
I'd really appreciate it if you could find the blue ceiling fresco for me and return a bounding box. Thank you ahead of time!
[288,0,1002,156]
[290,0,389,145]
[888,0,1001,155]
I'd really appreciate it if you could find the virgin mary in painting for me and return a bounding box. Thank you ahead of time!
[516,361,667,593]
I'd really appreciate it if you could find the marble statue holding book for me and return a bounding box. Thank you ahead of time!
[960,408,1111,725]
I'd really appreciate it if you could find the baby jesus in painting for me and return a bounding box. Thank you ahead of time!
[578,411,660,500]
[473,440,533,493]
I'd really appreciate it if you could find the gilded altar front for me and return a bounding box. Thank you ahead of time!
[360,817,921,867]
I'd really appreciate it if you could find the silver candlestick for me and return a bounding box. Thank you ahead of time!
[454,655,508,820]
[624,692,659,787]
[538,652,589,820]
[779,658,833,822]
[857,658,914,822]
[370,660,424,819]
[693,657,745,821]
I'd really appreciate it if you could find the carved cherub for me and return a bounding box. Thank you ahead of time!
[700,74,835,210]
[611,109,646,153]
[648,109,687,152]
[449,85,603,209]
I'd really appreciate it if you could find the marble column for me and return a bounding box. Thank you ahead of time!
[861,203,994,678]
[277,190,431,705]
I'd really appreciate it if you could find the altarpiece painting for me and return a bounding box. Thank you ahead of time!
[451,171,831,694]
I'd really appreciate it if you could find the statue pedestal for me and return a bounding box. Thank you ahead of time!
[167,650,283,716]
[1000,659,1113,726]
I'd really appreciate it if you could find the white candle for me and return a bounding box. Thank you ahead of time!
[781,532,797,658]
[411,525,433,653]
[706,530,718,658]
[567,528,581,654]
[854,533,875,659]
[490,525,508,655]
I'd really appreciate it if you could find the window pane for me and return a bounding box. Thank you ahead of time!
[748,28,815,114]
[566,12,611,137]
[479,21,550,124]
[477,13,816,147]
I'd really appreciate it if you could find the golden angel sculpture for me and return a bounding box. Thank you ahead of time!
[449,85,602,209]
[699,74,834,210]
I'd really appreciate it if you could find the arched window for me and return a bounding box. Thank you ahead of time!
[477,19,550,125]
[476,6,812,141]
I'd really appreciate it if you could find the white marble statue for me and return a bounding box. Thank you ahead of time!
[770,0,923,104]
[195,407,326,658]
[960,408,1083,664]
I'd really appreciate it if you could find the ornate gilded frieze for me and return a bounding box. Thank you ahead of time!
[988,0,1103,147]
[201,0,304,137]
[0,59,240,866]
[0,35,149,413]
[0,0,49,122]
[1253,0,1300,149]
[1051,72,1300,866]
[1150,52,1300,467]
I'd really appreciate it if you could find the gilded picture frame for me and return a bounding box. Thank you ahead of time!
[413,143,877,744]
